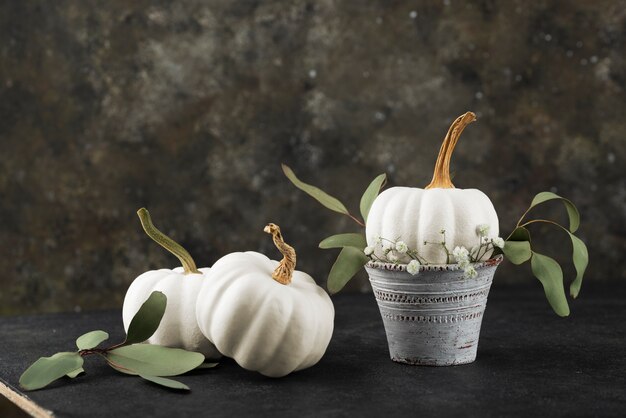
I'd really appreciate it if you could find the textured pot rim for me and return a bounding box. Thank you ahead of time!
[366,254,503,272]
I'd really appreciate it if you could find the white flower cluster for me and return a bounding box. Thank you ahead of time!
[395,241,409,253]
[476,224,490,236]
[452,246,477,278]
[364,225,506,279]
[476,224,504,249]
[453,224,505,278]
[364,236,421,276]
[407,260,421,275]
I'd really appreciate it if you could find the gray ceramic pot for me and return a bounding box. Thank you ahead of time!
[365,255,503,366]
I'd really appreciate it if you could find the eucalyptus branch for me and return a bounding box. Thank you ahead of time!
[347,213,366,228]
[520,219,569,232]
[515,206,534,229]
[19,292,216,392]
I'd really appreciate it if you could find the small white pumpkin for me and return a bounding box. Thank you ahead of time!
[196,224,334,377]
[366,112,499,264]
[122,208,220,359]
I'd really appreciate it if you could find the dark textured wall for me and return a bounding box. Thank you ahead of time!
[1,1,624,314]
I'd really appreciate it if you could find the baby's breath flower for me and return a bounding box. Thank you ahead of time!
[453,246,470,267]
[492,237,505,249]
[407,259,420,275]
[382,243,393,254]
[364,246,374,256]
[464,265,478,279]
[476,224,490,237]
[458,258,470,269]
[452,246,469,259]
[452,246,467,257]
[373,235,382,245]
[388,252,399,262]
[395,241,409,254]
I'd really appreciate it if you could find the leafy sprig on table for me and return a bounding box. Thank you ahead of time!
[19,291,217,391]
[282,165,589,317]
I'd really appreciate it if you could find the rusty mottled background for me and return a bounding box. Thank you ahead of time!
[1,1,624,315]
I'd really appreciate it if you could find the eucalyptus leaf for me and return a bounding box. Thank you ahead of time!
[66,367,84,378]
[20,352,84,391]
[282,164,349,215]
[531,252,570,317]
[76,330,109,350]
[568,232,588,299]
[359,173,386,223]
[327,246,369,294]
[196,362,219,369]
[502,240,532,265]
[106,344,205,376]
[319,233,367,250]
[508,226,531,242]
[529,191,580,233]
[124,291,167,345]
[140,374,190,391]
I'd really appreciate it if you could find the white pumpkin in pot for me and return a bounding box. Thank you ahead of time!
[366,112,499,264]
[122,208,220,359]
[196,223,334,377]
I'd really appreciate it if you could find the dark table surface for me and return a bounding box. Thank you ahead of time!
[1,283,625,418]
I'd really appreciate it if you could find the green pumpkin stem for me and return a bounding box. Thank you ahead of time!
[137,208,200,275]
[264,223,296,285]
[425,111,476,189]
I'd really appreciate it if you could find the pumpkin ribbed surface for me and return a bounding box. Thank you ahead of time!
[366,187,499,264]
[196,252,334,377]
[122,267,221,359]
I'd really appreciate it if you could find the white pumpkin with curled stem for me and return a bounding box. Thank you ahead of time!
[366,112,500,264]
[122,208,220,359]
[196,224,334,377]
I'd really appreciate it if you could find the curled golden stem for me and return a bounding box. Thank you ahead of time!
[263,223,296,285]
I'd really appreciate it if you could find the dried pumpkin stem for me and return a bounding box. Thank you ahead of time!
[425,111,477,189]
[264,223,296,285]
[137,208,200,275]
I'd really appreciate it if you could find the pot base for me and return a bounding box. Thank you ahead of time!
[391,356,477,366]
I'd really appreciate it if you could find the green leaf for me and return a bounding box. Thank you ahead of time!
[125,291,167,345]
[568,232,588,299]
[531,252,570,317]
[359,173,386,223]
[20,352,84,391]
[139,375,190,391]
[106,344,205,377]
[319,233,367,250]
[502,240,532,265]
[281,164,349,215]
[529,191,580,233]
[327,246,369,294]
[508,226,531,242]
[76,330,109,350]
[66,367,84,378]
[196,362,219,369]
